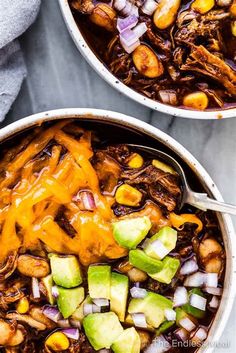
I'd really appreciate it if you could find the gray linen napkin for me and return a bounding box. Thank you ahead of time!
[0,0,41,121]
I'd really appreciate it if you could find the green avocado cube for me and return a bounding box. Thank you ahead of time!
[145,226,177,260]
[110,272,129,322]
[57,286,84,318]
[128,291,172,329]
[49,254,82,288]
[83,312,123,350]
[88,265,111,299]
[112,216,151,249]
[129,249,163,274]
[148,256,180,284]
[182,288,206,319]
[156,320,175,336]
[41,274,54,305]
[112,327,141,353]
[71,295,92,322]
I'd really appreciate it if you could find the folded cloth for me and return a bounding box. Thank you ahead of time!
[0,0,41,122]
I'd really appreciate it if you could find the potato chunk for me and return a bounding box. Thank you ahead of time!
[90,4,116,32]
[199,237,224,273]
[191,0,215,14]
[183,92,209,110]
[154,0,181,29]
[132,45,164,78]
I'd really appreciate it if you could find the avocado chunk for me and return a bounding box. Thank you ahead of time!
[112,216,151,249]
[148,256,180,284]
[129,249,163,274]
[41,274,54,305]
[83,312,123,350]
[156,320,175,336]
[182,288,206,319]
[110,272,129,322]
[57,286,84,318]
[112,327,141,353]
[71,295,92,322]
[144,226,177,260]
[128,291,172,328]
[49,254,82,288]
[88,265,111,299]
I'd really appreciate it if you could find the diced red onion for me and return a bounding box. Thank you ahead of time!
[130,287,147,299]
[32,278,41,299]
[184,272,205,287]
[180,259,198,276]
[173,287,188,307]
[189,294,207,311]
[174,328,189,342]
[164,309,176,321]
[120,29,139,47]
[92,298,109,307]
[144,335,171,353]
[204,273,218,288]
[134,282,140,287]
[121,1,139,17]
[83,304,93,316]
[133,23,147,38]
[179,317,196,332]
[132,313,148,328]
[52,286,59,299]
[209,296,219,309]
[146,240,170,260]
[98,350,111,353]
[70,318,81,329]
[77,190,96,211]
[117,15,138,33]
[114,0,126,11]
[141,0,158,15]
[43,305,61,322]
[92,304,101,313]
[120,37,140,53]
[61,328,80,340]
[191,327,207,342]
[58,319,71,328]
[203,287,222,296]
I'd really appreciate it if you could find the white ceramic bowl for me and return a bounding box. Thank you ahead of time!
[58,0,236,120]
[0,108,235,351]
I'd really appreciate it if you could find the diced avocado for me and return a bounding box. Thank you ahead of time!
[128,291,172,328]
[49,254,82,288]
[88,265,111,299]
[57,286,84,318]
[83,312,123,350]
[156,320,175,336]
[112,216,151,249]
[148,256,180,284]
[71,295,92,322]
[182,288,206,319]
[112,327,141,353]
[129,250,163,274]
[110,272,129,322]
[41,274,54,305]
[145,226,177,260]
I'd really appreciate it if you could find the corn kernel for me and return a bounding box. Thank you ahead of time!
[183,92,209,110]
[231,21,236,36]
[128,153,144,169]
[16,297,29,314]
[152,159,175,174]
[115,184,142,206]
[45,332,70,351]
[191,0,215,14]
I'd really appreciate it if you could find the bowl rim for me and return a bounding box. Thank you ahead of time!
[58,0,236,120]
[0,108,236,352]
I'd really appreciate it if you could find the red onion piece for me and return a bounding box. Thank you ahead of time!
[174,328,189,342]
[120,38,140,53]
[132,313,147,328]
[164,308,176,321]
[173,286,188,307]
[121,1,139,16]
[98,350,111,353]
[179,317,196,332]
[144,335,171,353]
[76,190,96,211]
[184,272,205,287]
[204,273,218,288]
[203,287,222,296]
[92,298,110,307]
[52,286,59,299]
[117,15,138,33]
[189,294,207,311]
[120,29,139,47]
[58,319,71,328]
[209,296,219,309]
[70,318,81,329]
[133,23,148,38]
[92,304,101,313]
[180,259,198,276]
[61,328,80,340]
[32,278,41,299]
[130,287,147,299]
[191,327,207,342]
[114,0,126,11]
[141,0,158,15]
[43,305,61,322]
[83,304,93,316]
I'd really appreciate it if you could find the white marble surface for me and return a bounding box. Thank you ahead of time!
[2,0,236,351]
